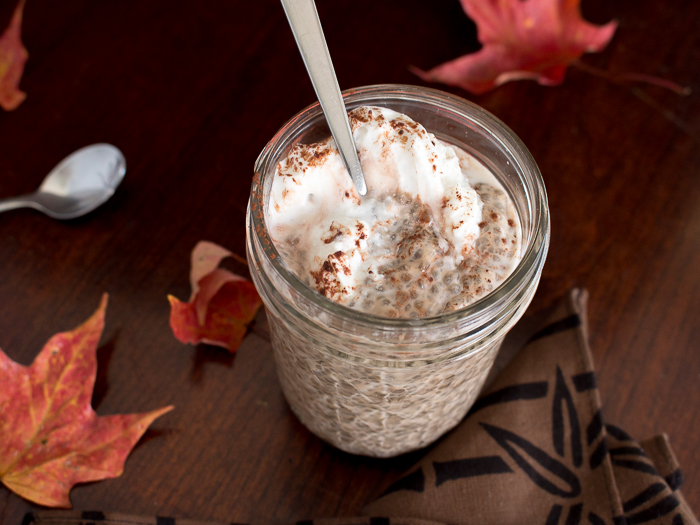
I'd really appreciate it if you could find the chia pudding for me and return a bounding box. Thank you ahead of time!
[267,106,521,318]
[247,86,549,457]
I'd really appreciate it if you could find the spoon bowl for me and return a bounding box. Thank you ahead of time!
[0,143,126,220]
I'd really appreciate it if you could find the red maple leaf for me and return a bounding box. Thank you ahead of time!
[0,0,29,110]
[0,295,173,508]
[168,241,263,352]
[413,0,618,94]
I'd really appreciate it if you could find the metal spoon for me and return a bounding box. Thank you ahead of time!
[0,143,126,219]
[280,0,367,196]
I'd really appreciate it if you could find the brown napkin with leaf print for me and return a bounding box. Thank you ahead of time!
[25,289,697,525]
[363,288,697,525]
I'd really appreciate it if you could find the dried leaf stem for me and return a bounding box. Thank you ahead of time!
[573,60,690,95]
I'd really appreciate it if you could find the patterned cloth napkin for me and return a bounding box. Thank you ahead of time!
[25,290,697,525]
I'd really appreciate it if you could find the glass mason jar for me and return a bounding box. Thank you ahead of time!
[246,85,549,458]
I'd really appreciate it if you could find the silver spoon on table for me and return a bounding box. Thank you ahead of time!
[280,0,367,196]
[0,143,126,219]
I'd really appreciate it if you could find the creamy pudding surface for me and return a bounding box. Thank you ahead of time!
[266,106,521,317]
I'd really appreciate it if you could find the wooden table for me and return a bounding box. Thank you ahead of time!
[1,0,698,522]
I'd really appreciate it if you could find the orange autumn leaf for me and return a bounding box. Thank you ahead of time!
[0,295,173,508]
[413,0,617,94]
[0,0,29,110]
[168,241,262,352]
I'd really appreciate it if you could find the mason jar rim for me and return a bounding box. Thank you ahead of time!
[250,84,549,333]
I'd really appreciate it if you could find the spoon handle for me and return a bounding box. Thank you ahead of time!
[0,195,39,214]
[280,0,367,196]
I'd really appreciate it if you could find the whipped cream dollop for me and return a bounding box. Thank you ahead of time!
[267,106,521,318]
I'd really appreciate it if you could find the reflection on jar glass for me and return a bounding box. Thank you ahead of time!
[246,84,550,458]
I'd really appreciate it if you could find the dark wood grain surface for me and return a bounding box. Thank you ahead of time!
[1,0,698,523]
